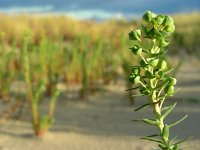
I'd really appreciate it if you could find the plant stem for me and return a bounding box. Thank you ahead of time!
[23,34,39,133]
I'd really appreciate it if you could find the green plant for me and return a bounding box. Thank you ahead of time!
[127,11,191,150]
[22,31,60,136]
[0,42,16,100]
[37,37,59,96]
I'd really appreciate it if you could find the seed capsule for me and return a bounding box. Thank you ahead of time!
[156,71,164,79]
[158,60,167,70]
[158,38,169,47]
[149,59,159,67]
[145,70,154,79]
[164,24,175,33]
[165,86,174,96]
[129,73,136,83]
[155,15,165,25]
[163,15,174,26]
[140,59,147,67]
[132,67,140,75]
[168,77,177,86]
[129,29,141,41]
[148,28,162,39]
[130,45,142,55]
[143,11,155,23]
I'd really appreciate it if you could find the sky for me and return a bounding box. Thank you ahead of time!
[0,0,199,20]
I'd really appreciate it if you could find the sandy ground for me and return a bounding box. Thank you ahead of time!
[0,56,200,150]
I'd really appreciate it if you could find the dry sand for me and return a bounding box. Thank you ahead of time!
[0,56,200,150]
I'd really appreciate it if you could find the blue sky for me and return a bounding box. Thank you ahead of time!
[0,0,199,19]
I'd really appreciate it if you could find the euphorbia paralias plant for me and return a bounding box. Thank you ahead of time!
[127,11,191,150]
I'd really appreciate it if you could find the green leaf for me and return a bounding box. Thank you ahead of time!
[169,144,178,150]
[131,94,145,97]
[148,58,159,67]
[141,136,163,144]
[161,103,177,120]
[147,28,163,39]
[147,134,159,137]
[156,71,164,79]
[158,144,168,150]
[155,80,169,96]
[134,76,141,84]
[169,115,188,127]
[125,86,142,91]
[164,68,174,75]
[158,38,170,47]
[162,124,170,143]
[142,49,150,53]
[145,70,154,79]
[140,59,148,68]
[174,136,193,145]
[161,105,173,112]
[150,79,157,89]
[150,51,167,58]
[139,87,150,95]
[141,24,150,35]
[142,118,159,126]
[134,103,150,111]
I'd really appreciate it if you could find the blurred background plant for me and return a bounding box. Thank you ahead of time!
[22,30,60,136]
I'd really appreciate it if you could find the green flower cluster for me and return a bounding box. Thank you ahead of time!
[129,11,176,99]
[128,11,191,150]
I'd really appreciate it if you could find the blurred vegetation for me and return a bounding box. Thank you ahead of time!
[0,12,199,120]
[170,12,200,54]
